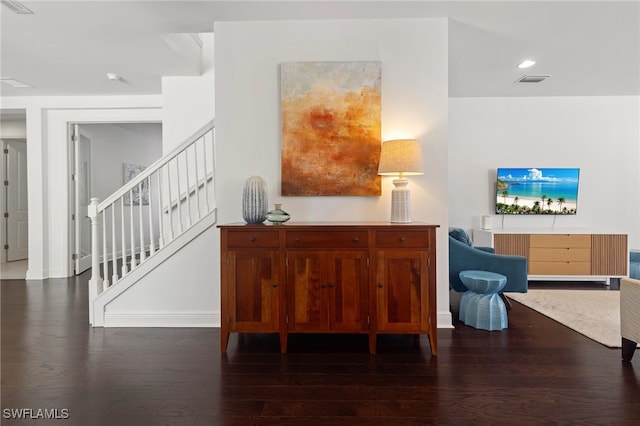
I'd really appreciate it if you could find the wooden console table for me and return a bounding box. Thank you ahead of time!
[473,229,627,283]
[219,222,438,355]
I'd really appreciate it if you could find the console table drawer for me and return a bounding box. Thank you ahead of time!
[530,234,591,249]
[375,231,430,248]
[226,231,279,248]
[530,261,591,275]
[530,248,591,262]
[286,231,368,248]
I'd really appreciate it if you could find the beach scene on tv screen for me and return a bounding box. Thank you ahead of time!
[496,168,580,215]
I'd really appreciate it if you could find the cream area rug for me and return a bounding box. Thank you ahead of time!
[508,290,622,348]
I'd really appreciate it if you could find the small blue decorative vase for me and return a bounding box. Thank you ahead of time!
[266,204,290,225]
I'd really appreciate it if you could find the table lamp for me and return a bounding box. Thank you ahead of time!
[378,139,424,223]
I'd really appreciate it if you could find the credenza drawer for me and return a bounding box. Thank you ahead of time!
[226,230,279,248]
[375,231,431,248]
[529,248,591,262]
[530,261,591,275]
[530,234,591,249]
[286,231,368,248]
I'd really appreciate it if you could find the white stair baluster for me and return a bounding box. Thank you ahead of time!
[120,197,128,276]
[138,181,146,262]
[175,157,183,234]
[157,171,165,249]
[102,209,109,290]
[193,142,201,221]
[108,206,114,287]
[166,162,174,242]
[129,189,137,269]
[183,150,192,228]
[148,175,155,255]
[202,135,210,212]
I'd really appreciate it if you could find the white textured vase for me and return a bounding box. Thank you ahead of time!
[242,176,268,224]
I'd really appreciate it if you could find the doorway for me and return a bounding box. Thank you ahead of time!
[68,122,162,275]
[2,139,28,260]
[70,125,92,274]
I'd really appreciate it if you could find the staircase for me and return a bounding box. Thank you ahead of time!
[87,120,216,326]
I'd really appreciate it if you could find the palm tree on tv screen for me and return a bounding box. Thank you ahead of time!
[557,197,566,212]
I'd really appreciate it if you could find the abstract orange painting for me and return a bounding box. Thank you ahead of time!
[281,61,382,196]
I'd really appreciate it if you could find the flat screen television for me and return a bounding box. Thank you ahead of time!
[495,168,580,215]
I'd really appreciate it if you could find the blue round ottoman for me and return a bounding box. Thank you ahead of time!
[459,270,508,331]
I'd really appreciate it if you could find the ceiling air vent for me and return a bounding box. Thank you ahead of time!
[516,75,551,84]
[1,0,33,14]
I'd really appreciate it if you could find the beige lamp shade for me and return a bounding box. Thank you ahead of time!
[378,139,424,223]
[378,139,424,177]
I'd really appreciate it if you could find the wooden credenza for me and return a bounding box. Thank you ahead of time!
[219,222,438,355]
[474,229,627,282]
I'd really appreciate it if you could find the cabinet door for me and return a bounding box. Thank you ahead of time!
[227,250,280,332]
[287,251,328,331]
[327,251,369,332]
[376,250,429,332]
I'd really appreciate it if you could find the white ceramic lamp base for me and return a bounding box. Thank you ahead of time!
[390,178,412,223]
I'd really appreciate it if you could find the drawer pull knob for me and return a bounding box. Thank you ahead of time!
[399,237,406,242]
[248,237,256,242]
[378,283,383,288]
[272,284,278,288]
[295,237,301,243]
[321,284,326,289]
[353,237,359,243]
[328,283,335,288]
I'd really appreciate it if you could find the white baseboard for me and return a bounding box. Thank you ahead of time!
[437,310,454,329]
[26,269,46,280]
[103,310,221,327]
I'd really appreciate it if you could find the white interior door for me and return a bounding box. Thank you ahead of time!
[72,125,92,274]
[4,139,28,262]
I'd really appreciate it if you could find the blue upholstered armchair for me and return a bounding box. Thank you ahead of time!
[449,228,528,294]
[630,251,640,280]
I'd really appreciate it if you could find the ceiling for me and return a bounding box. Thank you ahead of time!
[1,0,638,102]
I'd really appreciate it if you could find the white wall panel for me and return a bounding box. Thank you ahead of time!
[449,96,640,249]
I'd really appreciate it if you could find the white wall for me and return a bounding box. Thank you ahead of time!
[103,223,217,326]
[215,18,451,326]
[162,33,215,152]
[449,96,640,249]
[81,123,162,200]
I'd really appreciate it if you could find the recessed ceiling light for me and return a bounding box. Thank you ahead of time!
[106,73,122,81]
[1,0,34,14]
[0,77,31,88]
[518,60,536,69]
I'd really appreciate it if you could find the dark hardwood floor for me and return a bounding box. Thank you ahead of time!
[1,273,638,425]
